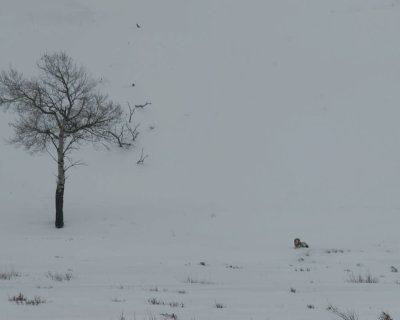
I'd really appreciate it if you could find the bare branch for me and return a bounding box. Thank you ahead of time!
[44,144,58,163]
[65,159,86,172]
[134,101,151,109]
[127,123,140,142]
[107,124,132,148]
[127,102,135,123]
[136,148,148,165]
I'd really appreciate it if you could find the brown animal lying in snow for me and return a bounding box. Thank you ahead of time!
[294,238,309,248]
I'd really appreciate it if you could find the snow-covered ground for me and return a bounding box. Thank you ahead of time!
[1,1,400,319]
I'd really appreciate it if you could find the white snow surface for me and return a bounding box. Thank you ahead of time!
[1,0,400,319]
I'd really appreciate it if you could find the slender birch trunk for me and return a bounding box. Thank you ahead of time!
[55,129,65,228]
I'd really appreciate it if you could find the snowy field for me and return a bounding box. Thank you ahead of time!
[1,1,400,319]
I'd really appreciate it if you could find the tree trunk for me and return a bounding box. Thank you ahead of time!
[55,130,65,228]
[55,184,64,228]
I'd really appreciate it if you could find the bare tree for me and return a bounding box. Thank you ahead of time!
[0,52,132,228]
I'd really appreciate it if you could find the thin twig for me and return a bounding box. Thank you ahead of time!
[136,148,148,165]
[134,101,151,109]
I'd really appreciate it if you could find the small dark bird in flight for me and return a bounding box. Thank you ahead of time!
[132,83,135,87]
[136,24,141,28]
